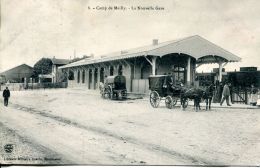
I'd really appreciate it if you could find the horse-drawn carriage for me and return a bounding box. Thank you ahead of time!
[149,75,214,111]
[148,75,188,109]
[100,75,127,100]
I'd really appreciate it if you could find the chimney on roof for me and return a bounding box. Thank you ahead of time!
[90,53,94,58]
[153,39,158,45]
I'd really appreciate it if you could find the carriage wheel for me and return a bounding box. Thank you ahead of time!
[103,89,110,99]
[172,97,178,106]
[121,90,127,99]
[100,90,104,98]
[101,91,105,99]
[101,89,107,99]
[150,91,160,108]
[165,96,173,109]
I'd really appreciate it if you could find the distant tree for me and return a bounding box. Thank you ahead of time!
[32,58,52,78]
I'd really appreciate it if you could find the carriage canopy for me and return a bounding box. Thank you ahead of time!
[148,75,167,90]
[106,75,126,90]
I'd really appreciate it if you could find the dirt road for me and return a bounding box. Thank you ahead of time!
[1,89,260,165]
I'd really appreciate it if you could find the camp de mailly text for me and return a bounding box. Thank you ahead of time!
[94,5,164,11]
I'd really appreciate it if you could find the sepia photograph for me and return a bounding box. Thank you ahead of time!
[1,0,260,166]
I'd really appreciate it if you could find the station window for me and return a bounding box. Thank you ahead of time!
[118,65,123,75]
[110,66,114,76]
[77,70,80,83]
[173,66,185,83]
[82,70,85,83]
[68,70,74,80]
[88,69,92,89]
[100,68,104,83]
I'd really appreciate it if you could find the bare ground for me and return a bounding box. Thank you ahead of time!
[0,88,260,166]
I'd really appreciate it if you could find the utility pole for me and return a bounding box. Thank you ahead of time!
[74,49,76,59]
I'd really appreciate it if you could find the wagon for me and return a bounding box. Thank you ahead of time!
[102,75,127,100]
[148,75,188,109]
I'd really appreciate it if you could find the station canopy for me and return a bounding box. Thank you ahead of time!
[60,35,241,69]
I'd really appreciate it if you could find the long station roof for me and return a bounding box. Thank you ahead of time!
[60,35,241,69]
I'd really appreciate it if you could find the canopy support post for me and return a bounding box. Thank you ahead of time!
[222,62,228,67]
[144,56,153,65]
[91,68,95,89]
[218,62,223,82]
[152,57,157,75]
[186,57,191,85]
[144,56,157,75]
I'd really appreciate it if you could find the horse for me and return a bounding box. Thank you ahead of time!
[204,84,214,110]
[180,84,214,111]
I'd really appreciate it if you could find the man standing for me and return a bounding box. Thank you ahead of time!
[164,72,175,92]
[3,87,10,106]
[220,82,231,106]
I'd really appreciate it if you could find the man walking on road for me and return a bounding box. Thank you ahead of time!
[3,87,10,106]
[220,82,231,106]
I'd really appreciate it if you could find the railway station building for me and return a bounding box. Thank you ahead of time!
[59,35,241,93]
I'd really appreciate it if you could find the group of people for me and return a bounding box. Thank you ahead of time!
[163,72,237,107]
[1,78,258,107]
[163,72,183,92]
[219,82,259,106]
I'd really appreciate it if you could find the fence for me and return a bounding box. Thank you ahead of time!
[0,82,67,91]
[232,87,260,104]
[132,79,149,93]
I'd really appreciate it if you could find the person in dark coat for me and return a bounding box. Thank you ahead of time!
[3,87,10,106]
[220,82,231,106]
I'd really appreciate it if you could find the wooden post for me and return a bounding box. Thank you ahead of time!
[186,57,191,85]
[85,68,89,88]
[97,67,100,89]
[245,89,248,105]
[152,57,157,75]
[91,68,95,89]
[218,62,223,81]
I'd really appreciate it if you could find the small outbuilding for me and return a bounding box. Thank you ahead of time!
[0,64,33,83]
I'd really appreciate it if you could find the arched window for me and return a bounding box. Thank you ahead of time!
[77,70,80,83]
[110,66,114,76]
[68,70,74,80]
[82,70,85,83]
[94,68,98,89]
[172,66,186,84]
[100,68,104,83]
[88,69,92,89]
[118,65,123,75]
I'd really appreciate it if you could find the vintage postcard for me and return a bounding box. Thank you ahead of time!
[1,0,260,166]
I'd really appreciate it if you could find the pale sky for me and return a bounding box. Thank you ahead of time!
[1,0,260,72]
